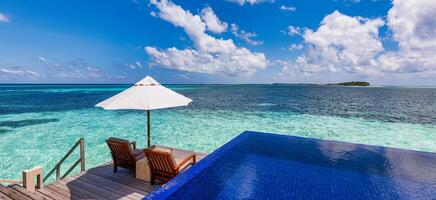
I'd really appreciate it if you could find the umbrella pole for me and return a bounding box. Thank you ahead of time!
[147,110,151,147]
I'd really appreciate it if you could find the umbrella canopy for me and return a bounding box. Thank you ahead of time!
[96,76,192,110]
[96,76,192,146]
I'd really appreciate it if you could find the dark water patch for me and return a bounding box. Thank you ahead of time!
[0,129,10,134]
[0,84,129,114]
[0,92,109,114]
[0,118,59,128]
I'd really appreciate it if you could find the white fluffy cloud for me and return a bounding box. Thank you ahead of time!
[286,25,305,36]
[227,0,274,6]
[37,56,47,63]
[378,0,436,74]
[125,61,143,69]
[230,24,263,46]
[35,57,106,79]
[0,13,9,23]
[281,0,436,81]
[345,0,362,3]
[0,68,39,76]
[146,47,265,76]
[288,43,303,51]
[287,11,384,74]
[280,5,296,12]
[200,7,228,34]
[146,0,267,76]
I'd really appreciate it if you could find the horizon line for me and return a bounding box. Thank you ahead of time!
[1,83,436,87]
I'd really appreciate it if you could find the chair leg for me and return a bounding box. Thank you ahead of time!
[113,164,118,173]
[150,175,155,185]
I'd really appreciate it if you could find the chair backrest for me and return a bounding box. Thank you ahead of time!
[145,146,178,176]
[106,137,135,164]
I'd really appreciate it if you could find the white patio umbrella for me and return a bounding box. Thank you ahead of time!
[95,76,192,147]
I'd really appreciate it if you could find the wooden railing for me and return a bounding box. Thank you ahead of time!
[43,138,85,183]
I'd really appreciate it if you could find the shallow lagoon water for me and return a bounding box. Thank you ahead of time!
[0,84,435,181]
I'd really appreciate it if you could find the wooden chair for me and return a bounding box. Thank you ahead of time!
[145,146,196,185]
[106,137,144,177]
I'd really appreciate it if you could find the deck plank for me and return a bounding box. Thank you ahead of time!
[35,188,67,200]
[0,188,13,200]
[9,185,53,200]
[0,185,33,200]
[80,173,146,198]
[63,174,138,200]
[39,186,70,199]
[61,176,134,200]
[87,168,157,193]
[0,193,13,200]
[45,184,84,200]
[57,177,110,200]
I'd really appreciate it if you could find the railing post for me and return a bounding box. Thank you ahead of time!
[80,138,85,172]
[22,166,43,192]
[55,165,60,181]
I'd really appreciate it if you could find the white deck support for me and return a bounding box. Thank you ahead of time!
[22,166,43,192]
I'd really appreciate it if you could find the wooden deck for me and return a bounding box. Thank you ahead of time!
[0,148,206,200]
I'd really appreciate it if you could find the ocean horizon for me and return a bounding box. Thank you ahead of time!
[1,83,436,88]
[1,84,435,181]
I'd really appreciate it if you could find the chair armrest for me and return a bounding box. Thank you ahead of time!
[175,153,196,171]
[130,141,136,150]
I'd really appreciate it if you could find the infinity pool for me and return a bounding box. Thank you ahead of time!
[145,131,436,200]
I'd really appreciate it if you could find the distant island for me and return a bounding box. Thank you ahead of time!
[327,81,370,86]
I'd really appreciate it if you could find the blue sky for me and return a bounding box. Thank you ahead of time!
[0,0,435,85]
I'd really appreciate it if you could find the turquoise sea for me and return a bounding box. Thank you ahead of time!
[0,84,435,181]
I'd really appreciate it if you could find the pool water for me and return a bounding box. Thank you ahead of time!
[146,131,436,200]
